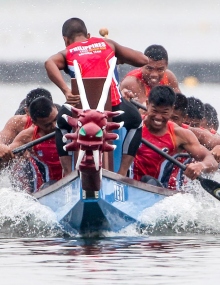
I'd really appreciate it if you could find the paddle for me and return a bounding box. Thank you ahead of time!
[130,99,220,200]
[130,98,147,111]
[141,137,220,200]
[12,131,55,154]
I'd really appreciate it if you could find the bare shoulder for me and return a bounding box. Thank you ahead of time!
[45,50,67,68]
[120,74,140,86]
[104,38,115,51]
[166,69,181,92]
[1,115,27,133]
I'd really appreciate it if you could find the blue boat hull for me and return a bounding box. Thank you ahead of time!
[34,169,176,234]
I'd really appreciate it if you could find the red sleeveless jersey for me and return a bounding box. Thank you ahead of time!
[66,37,121,106]
[24,115,32,129]
[133,121,177,181]
[31,127,62,183]
[125,68,169,97]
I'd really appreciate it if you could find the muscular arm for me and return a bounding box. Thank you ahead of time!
[9,127,34,152]
[166,69,181,93]
[175,127,218,177]
[0,115,27,145]
[189,127,220,149]
[45,51,80,105]
[45,51,70,95]
[106,39,149,66]
[190,127,220,162]
[120,76,147,104]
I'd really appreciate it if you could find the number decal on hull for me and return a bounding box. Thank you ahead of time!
[114,183,125,202]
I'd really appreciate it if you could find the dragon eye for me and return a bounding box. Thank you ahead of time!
[78,121,82,127]
[96,129,103,137]
[79,127,86,136]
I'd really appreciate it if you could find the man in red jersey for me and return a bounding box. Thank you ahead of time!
[45,17,150,177]
[170,93,220,163]
[184,97,205,128]
[8,97,62,192]
[0,88,54,165]
[0,88,53,145]
[200,103,219,133]
[120,44,180,104]
[133,86,218,183]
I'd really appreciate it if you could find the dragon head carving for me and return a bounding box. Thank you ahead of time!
[62,58,123,191]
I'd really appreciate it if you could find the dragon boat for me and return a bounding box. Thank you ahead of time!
[33,58,179,235]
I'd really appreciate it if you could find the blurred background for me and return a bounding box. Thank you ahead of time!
[0,0,220,129]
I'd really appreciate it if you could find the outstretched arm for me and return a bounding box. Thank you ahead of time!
[106,39,149,66]
[176,127,218,179]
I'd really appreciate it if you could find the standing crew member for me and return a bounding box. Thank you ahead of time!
[45,17,150,177]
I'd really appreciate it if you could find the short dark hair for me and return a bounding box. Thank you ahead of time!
[14,98,27,115]
[62,18,87,40]
[148,85,176,107]
[204,103,219,130]
[174,93,188,116]
[144,45,168,62]
[187,97,204,120]
[26,88,53,108]
[29,97,54,122]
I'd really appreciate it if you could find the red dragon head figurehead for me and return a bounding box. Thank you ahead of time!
[62,58,124,191]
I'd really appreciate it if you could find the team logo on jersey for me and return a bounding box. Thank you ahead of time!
[37,150,43,157]
[162,147,169,153]
[69,42,107,53]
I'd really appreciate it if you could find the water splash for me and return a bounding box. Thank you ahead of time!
[1,166,220,238]
[138,188,220,235]
[104,176,220,237]
[0,172,64,238]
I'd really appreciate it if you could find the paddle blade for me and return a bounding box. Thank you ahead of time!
[198,176,220,200]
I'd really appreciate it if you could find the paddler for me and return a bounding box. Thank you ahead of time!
[133,85,218,184]
[8,97,62,192]
[0,88,53,145]
[171,93,220,163]
[120,44,181,104]
[44,17,150,177]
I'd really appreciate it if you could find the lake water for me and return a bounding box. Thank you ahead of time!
[1,170,220,284]
[1,82,220,284]
[1,0,220,283]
